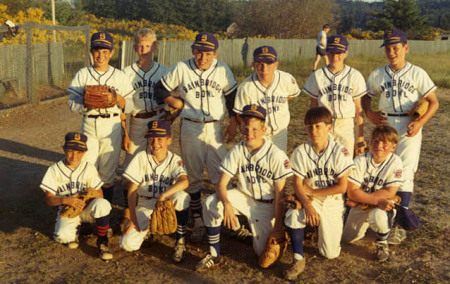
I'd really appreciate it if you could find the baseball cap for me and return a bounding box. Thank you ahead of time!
[241,104,266,121]
[253,46,277,63]
[326,35,349,53]
[63,132,88,151]
[145,120,172,138]
[191,32,218,51]
[380,30,407,47]
[91,32,114,49]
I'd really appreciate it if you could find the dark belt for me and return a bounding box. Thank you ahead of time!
[184,118,218,123]
[84,113,119,119]
[257,199,274,204]
[134,110,159,119]
[386,113,408,117]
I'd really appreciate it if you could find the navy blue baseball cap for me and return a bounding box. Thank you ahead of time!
[191,32,218,51]
[145,120,172,138]
[91,32,113,49]
[253,46,277,63]
[326,35,349,53]
[381,30,407,47]
[64,132,88,151]
[241,104,266,120]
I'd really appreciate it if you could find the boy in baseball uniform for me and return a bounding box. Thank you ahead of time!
[362,30,439,244]
[154,32,238,242]
[40,132,113,261]
[121,28,169,223]
[196,105,292,272]
[68,32,134,203]
[120,120,190,263]
[283,107,354,280]
[343,125,403,262]
[234,45,300,151]
[303,35,367,157]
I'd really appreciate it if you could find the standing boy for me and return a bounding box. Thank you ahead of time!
[303,35,367,156]
[313,24,331,71]
[121,28,169,222]
[40,132,113,260]
[283,107,354,280]
[196,105,292,272]
[362,30,439,243]
[120,120,190,263]
[154,32,238,242]
[234,45,300,151]
[68,32,134,203]
[343,125,403,262]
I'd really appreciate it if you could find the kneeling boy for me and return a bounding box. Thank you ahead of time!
[343,125,403,262]
[40,132,113,260]
[120,120,190,263]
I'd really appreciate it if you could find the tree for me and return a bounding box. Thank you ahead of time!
[368,0,429,34]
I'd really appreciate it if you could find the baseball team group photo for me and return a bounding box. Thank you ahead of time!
[1,0,449,283]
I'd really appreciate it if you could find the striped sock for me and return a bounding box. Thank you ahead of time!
[176,209,189,241]
[189,192,202,226]
[206,226,221,257]
[96,215,110,246]
[287,227,304,258]
[377,231,389,243]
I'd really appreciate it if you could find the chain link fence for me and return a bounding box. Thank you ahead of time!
[0,22,90,110]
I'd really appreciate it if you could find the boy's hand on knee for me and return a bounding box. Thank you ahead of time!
[305,204,320,226]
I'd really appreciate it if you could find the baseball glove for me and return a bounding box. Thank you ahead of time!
[408,97,429,120]
[60,188,98,218]
[259,230,290,268]
[163,99,184,122]
[354,140,368,157]
[84,85,118,109]
[349,195,401,210]
[149,200,177,235]
[285,194,302,210]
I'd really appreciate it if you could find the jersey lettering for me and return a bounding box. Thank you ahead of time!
[305,167,335,179]
[240,163,273,179]
[182,79,222,93]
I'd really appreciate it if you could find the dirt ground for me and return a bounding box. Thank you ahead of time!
[0,90,449,283]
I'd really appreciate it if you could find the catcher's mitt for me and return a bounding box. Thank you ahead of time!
[60,188,98,218]
[354,140,368,157]
[285,194,302,210]
[408,97,429,121]
[149,200,177,235]
[259,231,289,268]
[84,85,118,109]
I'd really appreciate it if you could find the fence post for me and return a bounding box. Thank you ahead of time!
[25,24,37,105]
[85,26,91,66]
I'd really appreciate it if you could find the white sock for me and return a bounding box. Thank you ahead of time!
[294,253,304,260]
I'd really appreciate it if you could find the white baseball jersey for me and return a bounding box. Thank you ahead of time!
[290,139,354,190]
[122,62,169,116]
[234,70,300,133]
[303,65,368,118]
[349,152,403,193]
[220,139,293,201]
[123,150,187,198]
[68,65,134,115]
[367,62,437,114]
[40,160,103,196]
[161,58,238,122]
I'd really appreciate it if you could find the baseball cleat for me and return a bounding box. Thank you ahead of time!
[387,227,406,245]
[172,240,186,263]
[230,225,253,243]
[376,242,389,262]
[195,254,222,272]
[98,243,113,261]
[283,258,306,280]
[66,240,79,249]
